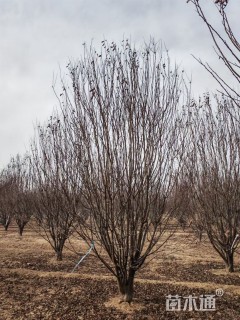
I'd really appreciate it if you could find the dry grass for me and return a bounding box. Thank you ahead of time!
[0,226,240,319]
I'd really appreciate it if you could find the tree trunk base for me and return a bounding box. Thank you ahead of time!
[117,271,135,305]
[226,253,234,273]
[56,252,63,261]
[226,265,234,273]
[119,293,133,305]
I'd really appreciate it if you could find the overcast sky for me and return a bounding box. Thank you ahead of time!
[0,0,239,168]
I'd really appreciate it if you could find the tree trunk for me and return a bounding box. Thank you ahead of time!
[118,269,135,304]
[18,226,24,236]
[226,252,234,272]
[56,250,63,261]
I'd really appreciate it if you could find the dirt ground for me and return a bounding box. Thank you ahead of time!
[0,226,240,320]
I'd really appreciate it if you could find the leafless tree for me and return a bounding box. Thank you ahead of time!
[59,40,189,302]
[0,166,16,231]
[30,115,81,260]
[187,0,240,105]
[172,179,206,240]
[186,95,240,272]
[9,154,34,236]
[171,179,191,231]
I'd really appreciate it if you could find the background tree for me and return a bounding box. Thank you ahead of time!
[30,115,81,261]
[0,166,16,231]
[9,154,34,236]
[187,0,240,105]
[60,40,189,303]
[186,95,240,272]
[173,179,205,240]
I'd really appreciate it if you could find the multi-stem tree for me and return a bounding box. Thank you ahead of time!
[0,166,16,231]
[60,40,188,302]
[9,154,34,236]
[30,115,81,260]
[187,96,240,272]
[172,179,205,240]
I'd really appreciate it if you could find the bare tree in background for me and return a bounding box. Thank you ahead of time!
[0,166,16,231]
[173,179,205,240]
[30,115,81,260]
[187,0,240,105]
[9,154,33,236]
[187,96,240,272]
[60,40,189,302]
[172,180,191,231]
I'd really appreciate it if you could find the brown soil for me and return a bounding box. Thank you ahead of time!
[0,227,240,319]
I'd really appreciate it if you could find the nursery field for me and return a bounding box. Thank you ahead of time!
[0,226,240,320]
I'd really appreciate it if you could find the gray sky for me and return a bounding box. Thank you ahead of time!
[0,0,239,168]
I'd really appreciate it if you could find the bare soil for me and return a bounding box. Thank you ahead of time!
[0,226,240,319]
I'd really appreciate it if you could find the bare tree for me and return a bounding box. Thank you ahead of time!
[60,40,188,302]
[173,179,206,240]
[171,179,191,231]
[186,95,240,272]
[30,115,81,260]
[9,154,33,236]
[0,166,16,231]
[187,0,240,105]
